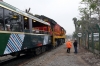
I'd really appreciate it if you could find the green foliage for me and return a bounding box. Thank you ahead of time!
[72,17,77,28]
[94,42,99,50]
[89,3,97,10]
[72,32,77,38]
[81,0,97,10]
[77,20,82,27]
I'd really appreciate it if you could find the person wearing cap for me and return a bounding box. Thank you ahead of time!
[73,39,78,53]
[66,39,72,53]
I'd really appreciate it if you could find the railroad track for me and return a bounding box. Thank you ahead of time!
[0,54,29,66]
[0,57,16,64]
[0,46,60,66]
[0,51,52,66]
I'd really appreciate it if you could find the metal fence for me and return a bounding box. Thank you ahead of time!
[77,23,100,54]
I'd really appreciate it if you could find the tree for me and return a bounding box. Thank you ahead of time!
[72,17,77,29]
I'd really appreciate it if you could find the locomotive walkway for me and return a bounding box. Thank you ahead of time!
[20,43,100,66]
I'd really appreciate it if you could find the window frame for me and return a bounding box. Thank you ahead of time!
[0,6,24,32]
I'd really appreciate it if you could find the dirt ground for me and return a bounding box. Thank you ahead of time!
[79,46,100,66]
[20,43,100,66]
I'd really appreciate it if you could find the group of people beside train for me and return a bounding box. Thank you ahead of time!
[66,39,78,54]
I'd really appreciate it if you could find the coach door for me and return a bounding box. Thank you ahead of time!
[24,17,32,33]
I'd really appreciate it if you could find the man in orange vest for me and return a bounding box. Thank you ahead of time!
[66,39,72,53]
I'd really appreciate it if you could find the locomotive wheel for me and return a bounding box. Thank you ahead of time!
[35,47,41,55]
[63,39,65,43]
[16,54,20,58]
[42,46,46,53]
[60,39,63,45]
[11,52,20,57]
[55,41,58,47]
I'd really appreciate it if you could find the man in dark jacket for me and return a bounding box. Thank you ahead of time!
[73,39,78,53]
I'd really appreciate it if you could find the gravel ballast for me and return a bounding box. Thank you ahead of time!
[21,44,93,66]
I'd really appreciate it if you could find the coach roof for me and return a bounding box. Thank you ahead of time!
[0,1,50,26]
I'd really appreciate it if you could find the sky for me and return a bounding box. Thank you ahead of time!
[4,0,81,35]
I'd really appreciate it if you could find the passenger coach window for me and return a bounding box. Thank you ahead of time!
[24,16,29,29]
[0,7,4,31]
[4,9,12,31]
[4,9,23,32]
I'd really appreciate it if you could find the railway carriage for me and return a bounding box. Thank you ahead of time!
[0,1,51,56]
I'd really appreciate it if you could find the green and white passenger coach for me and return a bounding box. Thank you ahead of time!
[0,1,51,56]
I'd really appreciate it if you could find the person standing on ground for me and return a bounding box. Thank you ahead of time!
[66,39,72,53]
[73,39,78,53]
